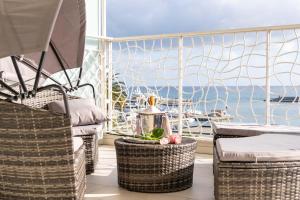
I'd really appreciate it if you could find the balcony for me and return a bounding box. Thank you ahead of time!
[18,24,300,199]
[60,24,295,199]
[72,24,300,138]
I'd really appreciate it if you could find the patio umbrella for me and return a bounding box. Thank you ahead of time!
[23,0,86,89]
[0,0,62,98]
[0,0,88,100]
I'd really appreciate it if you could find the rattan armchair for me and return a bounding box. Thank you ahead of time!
[0,100,86,199]
[22,89,101,174]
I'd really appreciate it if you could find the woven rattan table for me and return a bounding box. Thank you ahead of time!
[115,137,197,193]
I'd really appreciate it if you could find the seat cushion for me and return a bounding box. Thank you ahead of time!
[213,122,300,137]
[72,124,103,138]
[47,98,106,126]
[216,134,300,162]
[73,137,84,153]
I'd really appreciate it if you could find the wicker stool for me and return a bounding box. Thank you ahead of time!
[115,137,197,193]
[214,134,300,200]
[72,125,103,174]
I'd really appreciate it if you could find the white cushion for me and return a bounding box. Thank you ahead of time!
[48,98,106,126]
[72,124,103,138]
[73,137,84,153]
[213,122,300,137]
[216,134,300,162]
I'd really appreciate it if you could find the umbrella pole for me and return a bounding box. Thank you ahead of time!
[0,79,18,95]
[50,41,73,89]
[16,56,69,91]
[11,56,28,93]
[76,67,83,87]
[33,52,46,93]
[0,91,13,99]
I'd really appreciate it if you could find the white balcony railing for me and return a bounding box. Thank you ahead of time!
[51,24,300,138]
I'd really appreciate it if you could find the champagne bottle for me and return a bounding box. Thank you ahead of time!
[148,96,155,105]
[146,95,160,113]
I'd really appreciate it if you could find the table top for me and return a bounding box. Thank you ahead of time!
[115,137,196,147]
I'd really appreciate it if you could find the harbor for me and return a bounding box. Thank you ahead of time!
[113,91,233,136]
[111,87,300,137]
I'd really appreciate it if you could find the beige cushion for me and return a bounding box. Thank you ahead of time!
[216,134,300,162]
[48,98,106,126]
[213,122,300,137]
[72,124,103,137]
[73,137,83,153]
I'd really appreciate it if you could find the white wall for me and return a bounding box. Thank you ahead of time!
[86,0,101,37]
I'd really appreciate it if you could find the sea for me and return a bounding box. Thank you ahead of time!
[127,86,300,126]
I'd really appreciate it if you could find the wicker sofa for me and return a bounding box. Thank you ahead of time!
[213,122,300,142]
[0,100,86,199]
[21,89,102,174]
[213,123,300,200]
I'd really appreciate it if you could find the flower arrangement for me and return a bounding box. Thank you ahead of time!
[160,135,182,145]
[141,128,182,145]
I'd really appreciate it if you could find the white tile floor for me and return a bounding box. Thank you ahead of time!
[85,145,214,200]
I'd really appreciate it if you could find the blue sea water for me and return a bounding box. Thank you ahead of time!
[128,86,300,126]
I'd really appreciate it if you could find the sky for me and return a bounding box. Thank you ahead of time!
[103,0,300,88]
[107,0,300,37]
[103,1,300,122]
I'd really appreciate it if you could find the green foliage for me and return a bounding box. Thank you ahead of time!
[112,73,127,110]
[141,128,164,141]
[152,128,164,138]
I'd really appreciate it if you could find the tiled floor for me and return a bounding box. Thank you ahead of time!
[85,145,214,200]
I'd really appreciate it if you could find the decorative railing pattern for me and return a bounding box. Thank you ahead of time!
[49,25,300,138]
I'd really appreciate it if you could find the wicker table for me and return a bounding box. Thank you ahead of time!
[115,137,197,193]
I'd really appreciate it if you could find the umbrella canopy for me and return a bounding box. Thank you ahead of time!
[0,0,62,58]
[0,0,86,91]
[0,0,63,96]
[0,57,40,84]
[0,0,87,100]
[25,0,86,84]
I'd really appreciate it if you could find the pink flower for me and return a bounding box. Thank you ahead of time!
[160,137,170,145]
[174,135,182,144]
[168,135,182,144]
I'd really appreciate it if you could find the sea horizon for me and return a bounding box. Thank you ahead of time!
[123,85,300,126]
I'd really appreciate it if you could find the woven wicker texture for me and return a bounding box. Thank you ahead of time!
[21,89,79,109]
[22,89,98,174]
[115,137,197,193]
[0,100,86,200]
[74,133,98,174]
[214,147,300,200]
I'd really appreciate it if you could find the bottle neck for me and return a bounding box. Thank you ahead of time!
[148,96,155,106]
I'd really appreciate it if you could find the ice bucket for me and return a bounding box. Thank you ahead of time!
[136,112,164,134]
[135,96,172,136]
[136,111,172,136]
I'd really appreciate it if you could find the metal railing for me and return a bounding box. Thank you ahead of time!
[64,24,300,138]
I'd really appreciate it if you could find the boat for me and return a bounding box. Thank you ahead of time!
[269,96,300,102]
[167,108,180,119]
[188,109,233,122]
